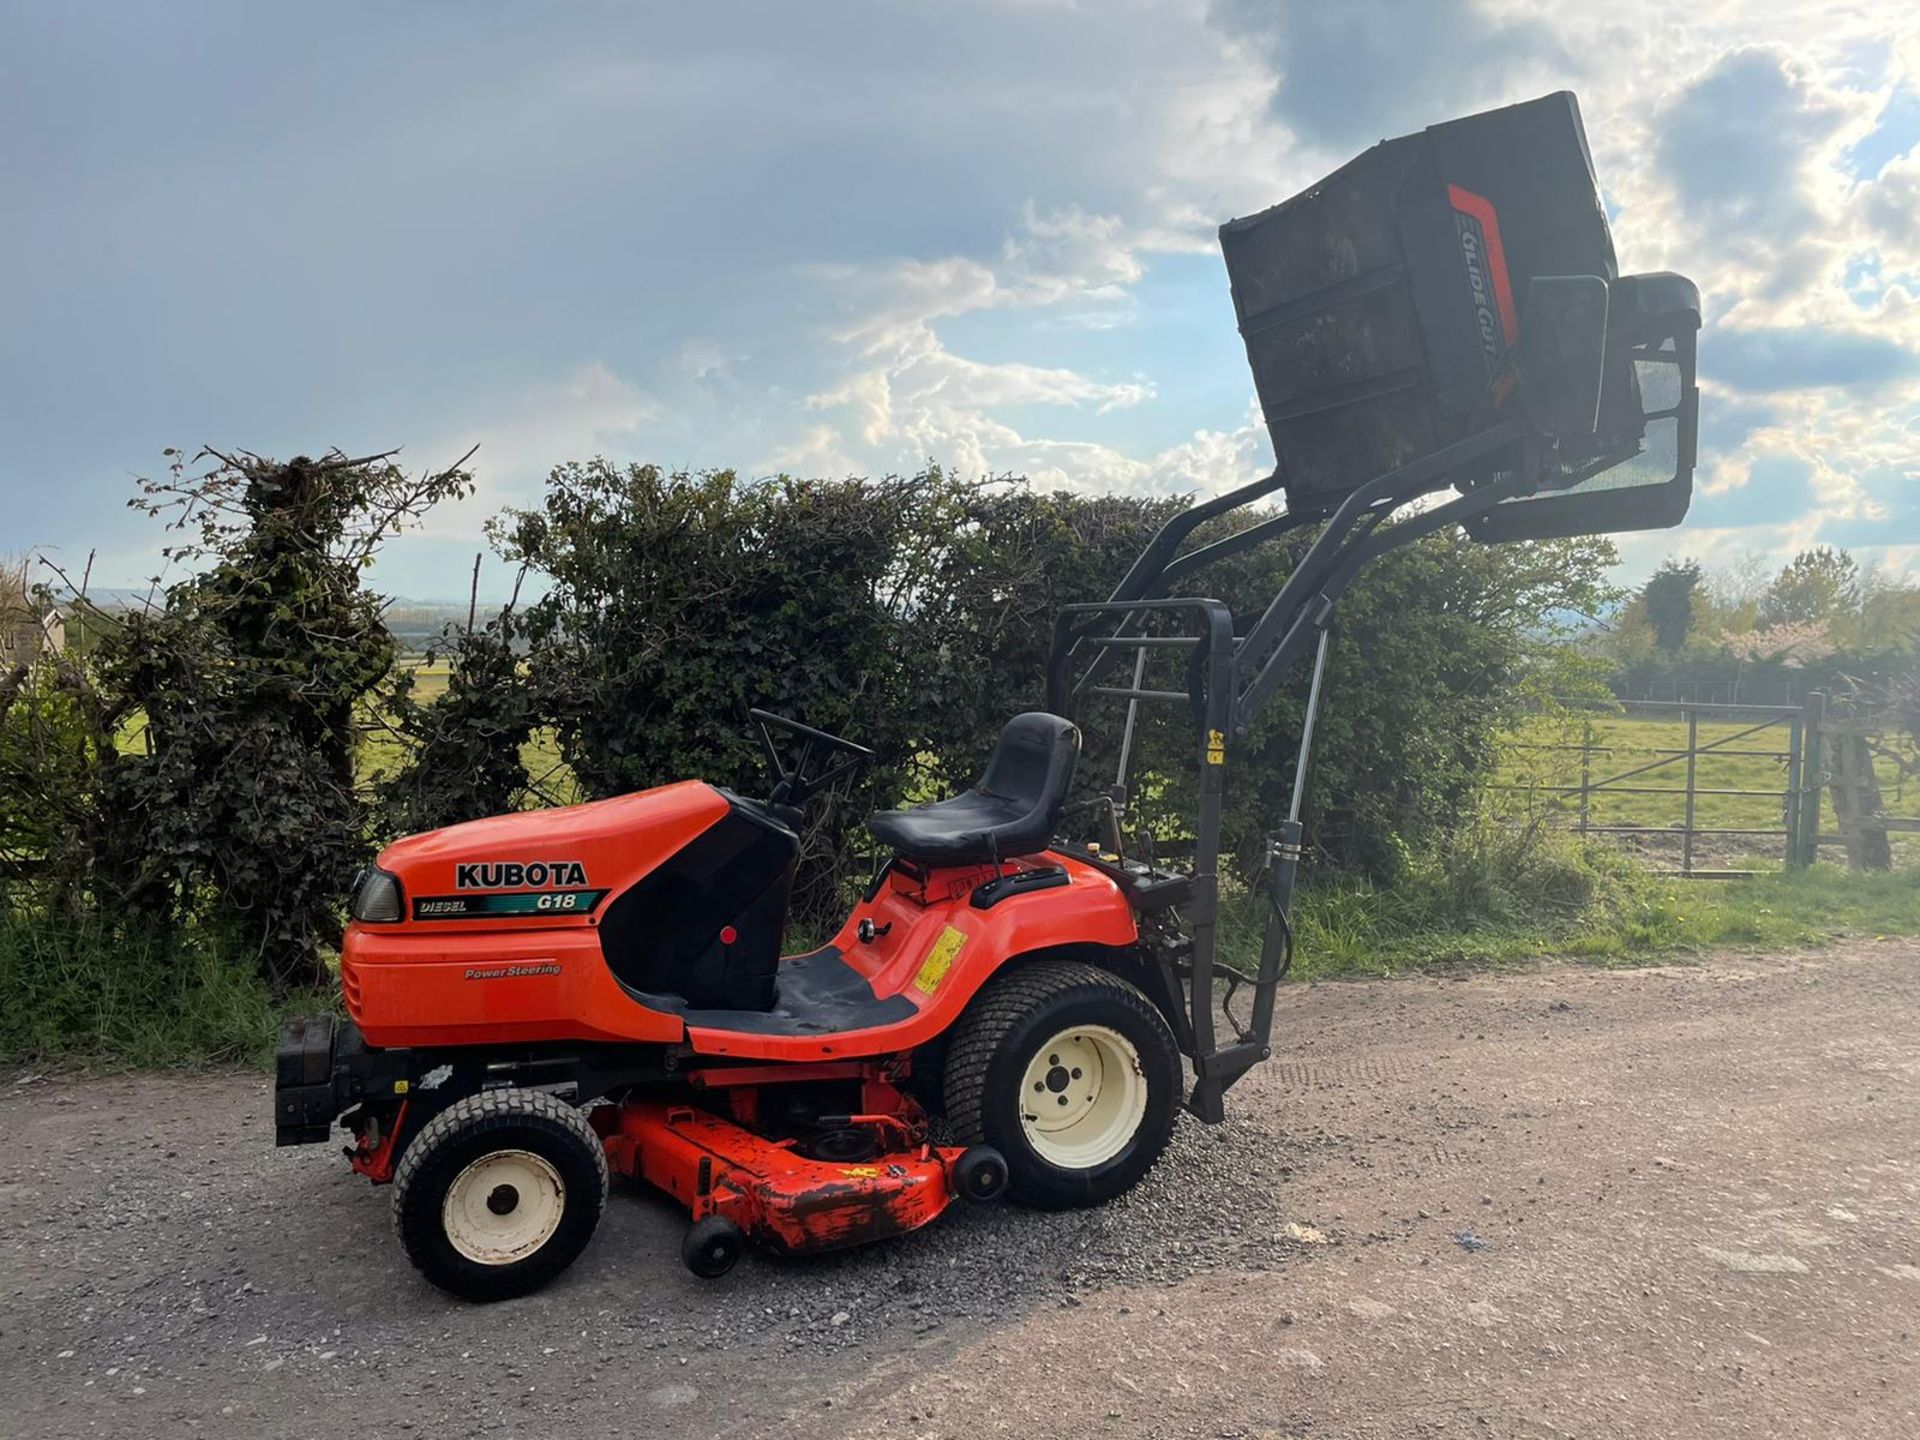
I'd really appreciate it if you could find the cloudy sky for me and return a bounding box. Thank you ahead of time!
[3,1,1916,600]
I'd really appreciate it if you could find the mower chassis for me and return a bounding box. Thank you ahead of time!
[278,1016,1003,1277]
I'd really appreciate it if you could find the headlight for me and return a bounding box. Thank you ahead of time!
[350,867,404,923]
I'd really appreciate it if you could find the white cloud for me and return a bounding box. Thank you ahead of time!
[454,5,1920,587]
[770,1,1918,588]
[15,1,1919,598]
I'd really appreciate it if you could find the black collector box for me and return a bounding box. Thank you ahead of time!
[1220,92,1623,508]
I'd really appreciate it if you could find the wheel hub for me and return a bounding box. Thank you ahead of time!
[442,1149,565,1266]
[1018,1025,1148,1169]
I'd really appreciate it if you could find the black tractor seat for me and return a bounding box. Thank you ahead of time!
[868,712,1080,866]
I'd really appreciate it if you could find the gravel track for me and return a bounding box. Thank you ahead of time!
[3,937,1918,1438]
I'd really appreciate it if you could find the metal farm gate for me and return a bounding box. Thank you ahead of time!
[1503,698,1815,877]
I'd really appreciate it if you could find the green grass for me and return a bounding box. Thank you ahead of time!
[0,903,335,1069]
[1238,857,1920,982]
[1495,708,1917,867]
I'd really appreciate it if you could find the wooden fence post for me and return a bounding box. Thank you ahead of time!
[1829,721,1893,872]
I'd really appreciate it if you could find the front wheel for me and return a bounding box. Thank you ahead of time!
[943,960,1181,1209]
[392,1089,609,1302]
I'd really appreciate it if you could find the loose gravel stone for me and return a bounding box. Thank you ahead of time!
[7,941,1914,1439]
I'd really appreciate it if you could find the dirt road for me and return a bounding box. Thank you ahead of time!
[4,938,1918,1439]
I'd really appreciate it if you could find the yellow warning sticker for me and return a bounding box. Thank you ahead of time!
[914,925,967,996]
[840,1165,879,1179]
[1206,728,1226,765]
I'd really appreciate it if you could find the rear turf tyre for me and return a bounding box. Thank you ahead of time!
[943,960,1180,1210]
[392,1089,608,1302]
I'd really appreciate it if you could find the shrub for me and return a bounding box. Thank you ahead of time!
[492,462,1619,920]
[0,890,323,1065]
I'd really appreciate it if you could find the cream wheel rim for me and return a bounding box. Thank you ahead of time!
[442,1149,566,1265]
[1018,1024,1148,1169]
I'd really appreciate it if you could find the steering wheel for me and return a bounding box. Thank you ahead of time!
[749,709,874,807]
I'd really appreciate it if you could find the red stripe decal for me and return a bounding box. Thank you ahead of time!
[1447,184,1519,345]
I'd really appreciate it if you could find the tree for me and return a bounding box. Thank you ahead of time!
[1760,547,1859,628]
[92,448,473,988]
[1641,558,1702,653]
[1856,566,1920,651]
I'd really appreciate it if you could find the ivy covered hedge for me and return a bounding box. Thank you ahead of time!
[461,461,1616,923]
[3,448,472,997]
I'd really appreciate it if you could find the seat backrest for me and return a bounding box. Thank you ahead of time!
[977,712,1080,820]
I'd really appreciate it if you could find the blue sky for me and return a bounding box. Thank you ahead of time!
[3,2,1917,600]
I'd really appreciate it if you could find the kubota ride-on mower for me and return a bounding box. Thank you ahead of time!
[275,92,1702,1300]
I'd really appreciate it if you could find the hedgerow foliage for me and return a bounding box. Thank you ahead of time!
[4,448,1616,1058]
[493,464,1184,921]
[493,461,1617,922]
[376,603,541,838]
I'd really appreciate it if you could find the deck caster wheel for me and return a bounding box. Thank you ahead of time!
[682,1215,747,1278]
[392,1089,608,1303]
[954,1145,1008,1203]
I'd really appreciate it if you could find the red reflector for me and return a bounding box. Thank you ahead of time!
[719,926,738,946]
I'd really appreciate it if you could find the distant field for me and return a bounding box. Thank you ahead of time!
[326,665,1911,867]
[1496,708,1916,870]
[361,657,577,804]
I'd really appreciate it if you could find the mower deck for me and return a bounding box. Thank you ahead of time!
[599,1100,986,1269]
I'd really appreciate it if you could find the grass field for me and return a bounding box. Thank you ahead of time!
[1261,860,1920,982]
[1495,707,1917,870]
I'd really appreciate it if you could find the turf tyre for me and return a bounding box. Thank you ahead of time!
[392,1089,608,1302]
[943,960,1180,1209]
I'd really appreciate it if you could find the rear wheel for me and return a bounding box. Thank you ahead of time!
[943,960,1180,1209]
[393,1090,608,1302]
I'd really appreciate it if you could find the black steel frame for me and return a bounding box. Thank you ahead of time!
[1045,420,1541,1121]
